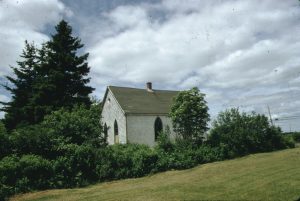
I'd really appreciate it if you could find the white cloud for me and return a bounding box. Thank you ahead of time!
[106,6,148,29]
[0,0,70,76]
[84,0,300,131]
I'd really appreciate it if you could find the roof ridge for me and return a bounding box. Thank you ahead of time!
[108,85,180,92]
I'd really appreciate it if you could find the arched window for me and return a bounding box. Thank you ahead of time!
[103,123,108,138]
[114,120,118,136]
[114,120,119,144]
[154,117,163,141]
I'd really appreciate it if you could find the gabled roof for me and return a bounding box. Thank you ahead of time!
[104,86,179,115]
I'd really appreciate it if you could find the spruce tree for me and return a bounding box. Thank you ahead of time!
[1,41,38,129]
[46,20,94,108]
[32,20,94,115]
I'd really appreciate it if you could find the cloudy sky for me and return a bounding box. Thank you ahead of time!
[0,0,300,131]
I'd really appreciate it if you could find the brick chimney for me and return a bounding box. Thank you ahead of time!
[146,82,153,92]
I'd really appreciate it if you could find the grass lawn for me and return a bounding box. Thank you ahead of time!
[11,148,300,201]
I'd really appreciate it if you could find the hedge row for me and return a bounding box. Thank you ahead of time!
[0,142,226,200]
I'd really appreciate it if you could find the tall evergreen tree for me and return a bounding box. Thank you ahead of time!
[1,41,38,129]
[33,20,94,113]
[2,20,94,129]
[45,20,94,108]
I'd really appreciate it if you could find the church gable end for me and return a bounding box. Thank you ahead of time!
[101,88,127,145]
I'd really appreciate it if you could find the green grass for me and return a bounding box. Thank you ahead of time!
[11,148,300,201]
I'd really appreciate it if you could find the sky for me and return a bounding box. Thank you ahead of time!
[0,0,300,131]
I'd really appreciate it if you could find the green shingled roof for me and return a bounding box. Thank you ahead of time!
[108,86,179,114]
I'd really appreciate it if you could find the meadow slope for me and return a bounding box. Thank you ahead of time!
[12,148,300,201]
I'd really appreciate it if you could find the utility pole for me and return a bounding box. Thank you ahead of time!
[267,105,274,126]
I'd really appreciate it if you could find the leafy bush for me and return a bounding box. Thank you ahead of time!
[154,143,226,172]
[9,124,60,159]
[7,104,106,160]
[154,134,225,171]
[293,132,300,142]
[155,128,174,153]
[156,149,197,171]
[52,144,98,187]
[0,155,20,190]
[0,154,53,200]
[18,155,53,190]
[42,104,106,147]
[282,135,295,148]
[95,144,158,180]
[208,108,292,157]
[0,145,99,200]
[194,145,227,163]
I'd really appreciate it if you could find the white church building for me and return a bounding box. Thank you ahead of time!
[101,82,179,147]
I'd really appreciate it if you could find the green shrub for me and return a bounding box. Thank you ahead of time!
[0,155,19,201]
[10,124,60,159]
[282,135,296,148]
[42,105,106,147]
[208,108,291,157]
[0,154,53,200]
[130,146,158,176]
[194,145,226,163]
[52,144,98,187]
[154,138,225,171]
[8,104,107,160]
[155,129,199,170]
[292,132,300,142]
[163,139,196,170]
[154,145,224,172]
[0,155,20,187]
[18,155,53,190]
[95,144,158,180]
[172,149,197,169]
[95,148,114,180]
[155,128,174,153]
